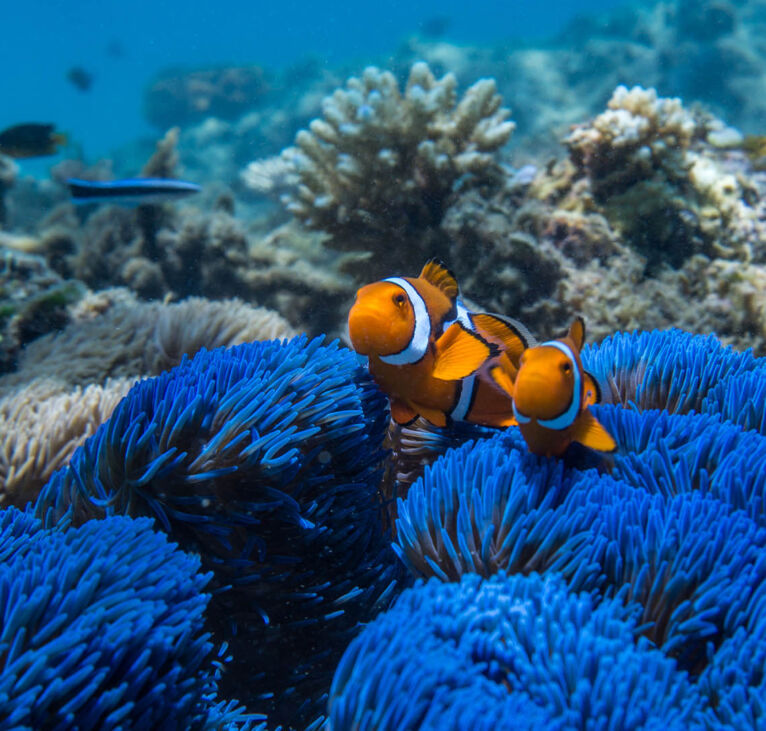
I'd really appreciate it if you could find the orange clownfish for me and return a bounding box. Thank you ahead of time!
[490,317,616,457]
[348,259,534,428]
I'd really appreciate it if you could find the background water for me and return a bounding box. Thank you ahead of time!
[3,0,635,162]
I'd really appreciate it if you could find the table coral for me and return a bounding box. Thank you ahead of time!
[35,335,405,729]
[283,62,514,279]
[0,508,255,730]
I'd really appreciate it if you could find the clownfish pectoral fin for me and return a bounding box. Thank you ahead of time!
[568,316,586,351]
[419,258,459,300]
[489,364,515,399]
[412,403,448,428]
[571,409,616,453]
[432,323,493,381]
[390,399,419,425]
[472,313,534,365]
[583,371,602,407]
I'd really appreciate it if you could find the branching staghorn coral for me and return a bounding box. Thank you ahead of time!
[329,572,702,730]
[0,377,132,508]
[35,335,405,729]
[0,289,295,389]
[284,62,514,279]
[0,508,256,730]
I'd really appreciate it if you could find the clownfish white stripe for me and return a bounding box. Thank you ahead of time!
[537,340,581,430]
[444,298,473,331]
[450,373,476,421]
[379,277,431,365]
[513,399,531,424]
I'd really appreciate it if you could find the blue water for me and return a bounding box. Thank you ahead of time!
[3,0,634,162]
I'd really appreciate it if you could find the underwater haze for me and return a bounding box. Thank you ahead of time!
[2,0,766,729]
[5,0,631,158]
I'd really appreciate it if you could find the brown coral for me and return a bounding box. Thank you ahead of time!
[283,62,514,279]
[1,290,297,389]
[0,378,132,508]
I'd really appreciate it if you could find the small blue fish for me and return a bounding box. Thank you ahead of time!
[67,177,201,205]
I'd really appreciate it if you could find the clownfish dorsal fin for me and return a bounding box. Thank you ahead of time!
[432,322,493,381]
[568,317,586,352]
[472,313,535,365]
[583,371,602,407]
[419,258,459,300]
[570,408,616,453]
[489,364,515,399]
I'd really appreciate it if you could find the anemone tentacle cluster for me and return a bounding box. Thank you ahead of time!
[0,507,258,730]
[339,327,766,728]
[35,334,405,729]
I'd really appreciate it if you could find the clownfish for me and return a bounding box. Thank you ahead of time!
[490,317,616,457]
[348,259,534,428]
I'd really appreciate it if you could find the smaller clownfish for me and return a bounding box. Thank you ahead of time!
[490,317,616,457]
[348,259,533,428]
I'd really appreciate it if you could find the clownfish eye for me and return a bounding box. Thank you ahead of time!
[393,293,407,307]
[561,362,572,374]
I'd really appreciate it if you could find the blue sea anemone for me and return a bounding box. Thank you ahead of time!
[329,571,702,730]
[593,404,766,525]
[393,431,593,582]
[555,482,766,672]
[35,335,404,728]
[0,507,255,730]
[701,366,766,436]
[581,329,761,413]
[697,612,766,728]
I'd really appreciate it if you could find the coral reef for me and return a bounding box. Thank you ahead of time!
[144,65,270,129]
[0,154,16,226]
[0,249,85,374]
[0,508,255,729]
[0,377,132,509]
[329,572,702,730]
[439,87,766,353]
[284,62,514,279]
[0,288,295,389]
[564,85,761,268]
[35,335,405,729]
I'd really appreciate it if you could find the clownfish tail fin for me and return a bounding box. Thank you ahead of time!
[420,258,459,300]
[489,364,515,399]
[571,408,616,453]
[472,312,535,365]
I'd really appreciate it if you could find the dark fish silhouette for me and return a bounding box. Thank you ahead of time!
[0,123,67,158]
[67,67,94,92]
[421,15,451,39]
[67,177,202,205]
[106,39,125,58]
